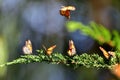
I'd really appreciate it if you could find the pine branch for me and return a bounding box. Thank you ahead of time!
[66,21,120,50]
[1,50,120,69]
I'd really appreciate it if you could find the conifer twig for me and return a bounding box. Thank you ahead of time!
[0,50,120,69]
[66,21,120,50]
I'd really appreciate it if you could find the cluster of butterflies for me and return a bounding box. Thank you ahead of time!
[59,5,120,78]
[22,5,116,57]
[22,5,76,54]
[22,40,120,77]
[22,40,76,56]
[22,5,120,78]
[23,5,76,53]
[99,46,115,59]
[59,5,115,58]
[22,39,116,58]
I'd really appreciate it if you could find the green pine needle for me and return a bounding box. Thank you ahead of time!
[66,21,120,50]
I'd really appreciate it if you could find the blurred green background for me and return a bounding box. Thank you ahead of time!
[0,0,120,80]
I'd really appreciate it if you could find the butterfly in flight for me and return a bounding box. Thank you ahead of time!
[99,46,115,59]
[42,45,56,55]
[23,40,32,54]
[59,6,76,19]
[67,40,76,56]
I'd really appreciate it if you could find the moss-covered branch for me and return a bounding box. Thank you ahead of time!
[1,50,120,69]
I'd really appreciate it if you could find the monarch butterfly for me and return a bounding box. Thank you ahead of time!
[60,6,76,19]
[43,45,56,55]
[67,40,76,56]
[99,46,115,59]
[23,40,32,54]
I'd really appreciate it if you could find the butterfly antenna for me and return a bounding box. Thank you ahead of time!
[42,45,47,51]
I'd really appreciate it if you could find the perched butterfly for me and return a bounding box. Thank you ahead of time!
[67,40,76,56]
[99,46,115,59]
[23,40,32,54]
[43,45,56,55]
[59,6,76,19]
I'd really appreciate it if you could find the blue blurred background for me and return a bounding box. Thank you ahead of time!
[0,0,120,80]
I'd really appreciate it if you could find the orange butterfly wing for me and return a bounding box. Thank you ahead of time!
[23,40,32,54]
[67,40,76,56]
[47,45,56,55]
[99,46,109,59]
[60,6,75,19]
[60,10,70,19]
[43,45,56,55]
[26,40,32,52]
[108,51,115,57]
